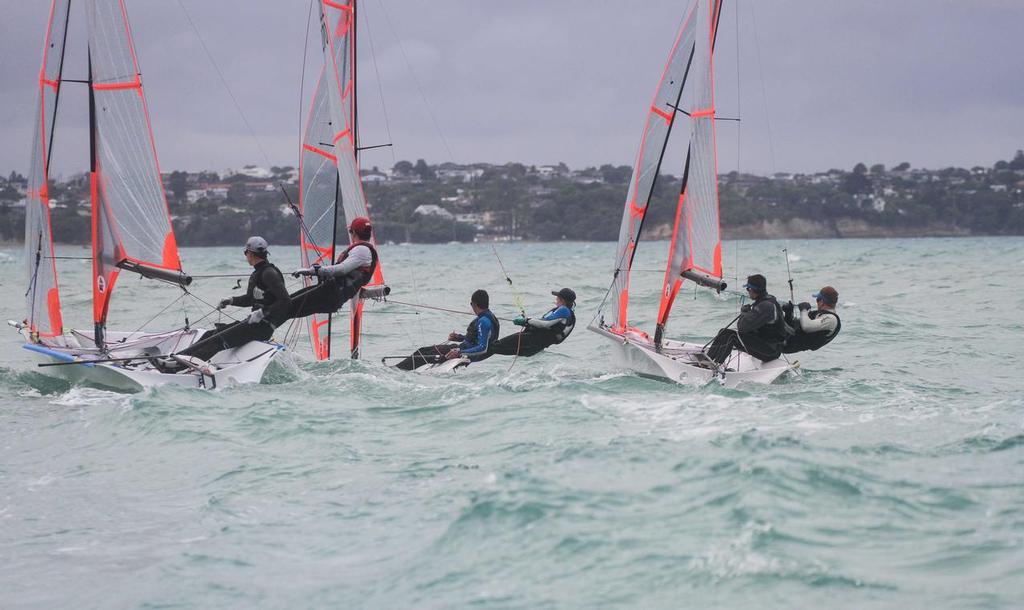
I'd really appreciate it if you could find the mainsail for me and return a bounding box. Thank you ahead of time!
[603,3,699,331]
[86,0,186,339]
[24,0,71,340]
[657,0,724,333]
[299,0,385,360]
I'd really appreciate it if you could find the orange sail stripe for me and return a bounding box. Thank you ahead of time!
[324,0,351,10]
[332,128,352,143]
[651,105,673,123]
[303,143,338,162]
[92,78,141,91]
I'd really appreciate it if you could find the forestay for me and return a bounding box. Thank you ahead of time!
[25,0,71,340]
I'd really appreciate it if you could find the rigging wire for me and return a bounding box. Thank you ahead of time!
[361,1,398,167]
[747,0,776,173]
[373,0,456,162]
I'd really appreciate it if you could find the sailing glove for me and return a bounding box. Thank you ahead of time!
[217,297,232,310]
[292,264,321,278]
[740,304,752,313]
[797,301,812,312]
[513,316,527,326]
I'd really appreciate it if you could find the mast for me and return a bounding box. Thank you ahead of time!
[88,51,104,348]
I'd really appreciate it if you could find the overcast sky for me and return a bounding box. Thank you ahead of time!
[1,0,1021,177]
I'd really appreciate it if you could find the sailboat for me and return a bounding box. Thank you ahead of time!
[589,0,795,387]
[298,0,388,361]
[12,0,281,391]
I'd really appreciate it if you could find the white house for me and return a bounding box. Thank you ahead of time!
[413,204,454,220]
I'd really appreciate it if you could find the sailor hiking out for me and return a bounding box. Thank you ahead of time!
[289,216,379,319]
[705,274,791,366]
[490,288,577,357]
[157,237,287,371]
[783,285,841,354]
[394,290,499,370]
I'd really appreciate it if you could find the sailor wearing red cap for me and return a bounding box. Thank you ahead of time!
[287,216,380,319]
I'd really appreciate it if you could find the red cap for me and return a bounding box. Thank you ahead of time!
[349,216,372,238]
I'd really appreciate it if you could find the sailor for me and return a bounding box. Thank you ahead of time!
[705,274,791,365]
[287,216,379,319]
[782,286,841,354]
[160,236,288,368]
[393,289,500,370]
[490,288,577,357]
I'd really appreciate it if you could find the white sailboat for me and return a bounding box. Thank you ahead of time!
[298,0,389,361]
[589,0,795,388]
[13,0,281,391]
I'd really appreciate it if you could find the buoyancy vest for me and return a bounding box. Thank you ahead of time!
[535,307,576,344]
[748,295,791,344]
[782,310,842,353]
[464,310,500,347]
[334,241,378,289]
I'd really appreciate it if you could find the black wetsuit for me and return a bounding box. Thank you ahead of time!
[286,242,379,319]
[179,260,289,362]
[706,294,790,364]
[490,307,576,357]
[394,310,500,370]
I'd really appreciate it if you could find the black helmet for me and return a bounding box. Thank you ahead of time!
[551,287,576,307]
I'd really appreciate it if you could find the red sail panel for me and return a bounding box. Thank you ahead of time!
[601,3,698,331]
[24,0,70,339]
[86,0,183,323]
[91,169,122,325]
[658,0,724,327]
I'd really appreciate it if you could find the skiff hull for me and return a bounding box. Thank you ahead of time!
[593,325,795,388]
[17,327,282,392]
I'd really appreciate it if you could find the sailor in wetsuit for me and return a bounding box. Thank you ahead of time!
[705,274,792,366]
[160,236,289,369]
[782,285,841,354]
[393,289,500,370]
[490,288,577,357]
[288,216,379,319]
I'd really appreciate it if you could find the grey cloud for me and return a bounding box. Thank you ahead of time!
[1,0,1021,178]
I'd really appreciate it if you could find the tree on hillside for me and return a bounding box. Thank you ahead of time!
[870,163,885,175]
[1008,150,1024,171]
[893,162,911,171]
[168,171,188,201]
[413,159,435,181]
[853,162,868,175]
[393,160,413,175]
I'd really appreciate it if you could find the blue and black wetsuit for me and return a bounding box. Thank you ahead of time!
[491,305,576,357]
[394,309,500,370]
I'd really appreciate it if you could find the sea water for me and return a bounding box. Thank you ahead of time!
[1,238,1021,608]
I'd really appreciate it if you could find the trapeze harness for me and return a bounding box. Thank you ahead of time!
[784,310,842,352]
[331,241,378,294]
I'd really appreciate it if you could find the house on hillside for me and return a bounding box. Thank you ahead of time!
[413,204,454,220]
